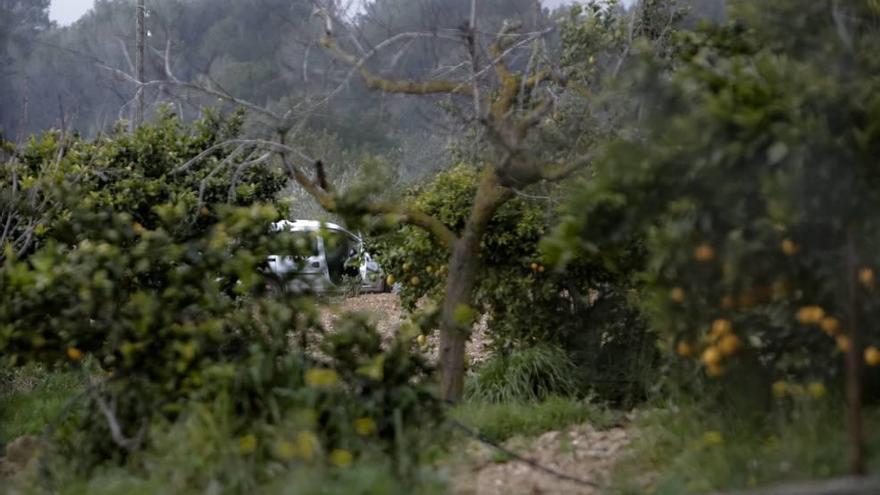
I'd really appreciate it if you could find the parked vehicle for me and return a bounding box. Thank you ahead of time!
[265,220,386,293]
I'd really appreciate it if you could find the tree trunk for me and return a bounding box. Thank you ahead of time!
[134,0,145,130]
[438,168,510,401]
[845,225,865,475]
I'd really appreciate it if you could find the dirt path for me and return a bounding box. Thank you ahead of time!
[319,292,492,365]
[322,294,633,493]
[446,423,632,495]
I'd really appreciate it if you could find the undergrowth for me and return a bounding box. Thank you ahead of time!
[610,398,880,494]
[450,396,612,444]
[0,366,81,445]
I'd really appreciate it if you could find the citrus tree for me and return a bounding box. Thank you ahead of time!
[374,163,650,402]
[546,0,880,472]
[0,112,441,478]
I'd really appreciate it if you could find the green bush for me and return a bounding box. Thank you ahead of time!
[0,112,444,487]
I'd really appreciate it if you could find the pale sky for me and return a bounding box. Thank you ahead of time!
[48,0,588,27]
[50,0,95,25]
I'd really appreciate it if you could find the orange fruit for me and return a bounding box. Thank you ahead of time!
[780,239,799,256]
[720,295,735,309]
[676,341,695,358]
[701,346,723,367]
[706,364,725,377]
[718,334,742,356]
[694,243,716,262]
[796,306,825,325]
[67,347,84,361]
[710,319,732,339]
[737,292,757,309]
[865,346,880,366]
[859,267,875,289]
[670,287,686,304]
[836,335,851,352]
[820,316,841,336]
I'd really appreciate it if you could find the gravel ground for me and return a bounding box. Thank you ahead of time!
[319,292,493,365]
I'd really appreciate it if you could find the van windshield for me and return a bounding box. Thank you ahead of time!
[289,231,320,257]
[323,231,358,283]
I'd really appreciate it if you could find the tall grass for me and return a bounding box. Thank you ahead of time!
[450,396,613,443]
[465,343,579,403]
[0,365,81,444]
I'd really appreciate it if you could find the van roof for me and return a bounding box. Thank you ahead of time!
[271,219,360,240]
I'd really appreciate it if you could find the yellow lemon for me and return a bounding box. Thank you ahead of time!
[385,274,396,286]
[238,434,257,455]
[693,243,715,262]
[354,417,377,436]
[703,431,723,445]
[530,262,539,271]
[807,382,827,399]
[273,441,297,460]
[330,449,353,467]
[410,276,421,286]
[296,431,318,460]
[772,381,788,398]
[305,368,340,388]
[417,334,427,347]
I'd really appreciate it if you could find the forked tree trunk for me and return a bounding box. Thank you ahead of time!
[438,168,510,401]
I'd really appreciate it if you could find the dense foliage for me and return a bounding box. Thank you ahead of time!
[549,0,880,401]
[374,164,652,403]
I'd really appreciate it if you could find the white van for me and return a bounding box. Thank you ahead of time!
[265,220,386,293]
